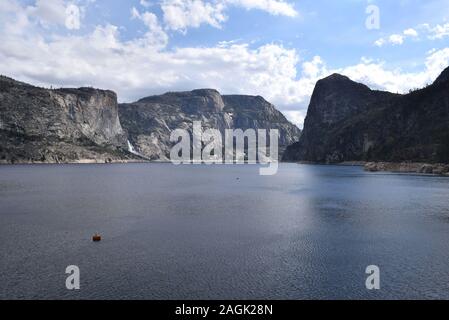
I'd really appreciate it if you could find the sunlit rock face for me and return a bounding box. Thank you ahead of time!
[119,89,301,161]
[0,76,133,163]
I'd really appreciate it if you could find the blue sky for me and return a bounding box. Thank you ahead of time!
[1,0,449,127]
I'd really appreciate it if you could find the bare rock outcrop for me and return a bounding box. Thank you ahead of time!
[119,89,301,160]
[364,162,449,175]
[0,76,135,163]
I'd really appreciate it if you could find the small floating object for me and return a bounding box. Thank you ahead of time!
[92,233,102,242]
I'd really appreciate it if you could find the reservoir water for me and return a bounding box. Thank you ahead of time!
[1,163,449,299]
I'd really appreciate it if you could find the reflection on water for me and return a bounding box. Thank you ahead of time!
[1,163,449,299]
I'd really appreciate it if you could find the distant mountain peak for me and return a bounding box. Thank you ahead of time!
[314,73,372,95]
[138,88,221,103]
[190,88,221,95]
[321,73,352,82]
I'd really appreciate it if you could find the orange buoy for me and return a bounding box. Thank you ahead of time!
[92,234,102,242]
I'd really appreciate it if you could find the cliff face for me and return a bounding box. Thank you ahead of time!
[0,76,132,163]
[283,67,449,164]
[119,89,301,160]
[222,95,301,146]
[0,77,300,163]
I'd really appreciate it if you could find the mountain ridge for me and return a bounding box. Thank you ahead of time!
[283,66,449,164]
[119,89,301,160]
[0,76,300,163]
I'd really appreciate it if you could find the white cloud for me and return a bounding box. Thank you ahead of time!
[161,0,227,32]
[0,0,448,128]
[375,23,449,47]
[0,3,319,127]
[140,0,152,8]
[374,38,385,47]
[403,28,418,37]
[28,0,67,27]
[284,110,307,128]
[421,22,449,40]
[388,34,404,45]
[375,31,411,47]
[227,0,298,17]
[422,47,449,80]
[65,4,81,30]
[161,0,297,32]
[337,49,449,93]
[131,7,168,48]
[0,0,31,35]
[26,0,81,30]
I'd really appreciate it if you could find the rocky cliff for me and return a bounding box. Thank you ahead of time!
[0,76,134,163]
[283,67,449,164]
[0,77,300,164]
[119,89,301,160]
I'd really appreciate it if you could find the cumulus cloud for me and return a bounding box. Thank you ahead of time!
[337,49,449,93]
[161,0,227,32]
[389,34,404,45]
[0,5,317,127]
[161,0,297,32]
[375,23,449,47]
[421,22,449,40]
[403,28,418,37]
[65,4,81,30]
[0,0,448,128]
[375,30,413,47]
[131,7,168,48]
[26,0,81,30]
[227,0,298,17]
[140,0,152,7]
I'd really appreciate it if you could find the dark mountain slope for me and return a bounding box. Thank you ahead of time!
[283,67,449,164]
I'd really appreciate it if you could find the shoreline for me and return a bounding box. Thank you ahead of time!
[295,161,449,176]
[364,162,449,176]
[0,159,160,165]
[1,159,449,177]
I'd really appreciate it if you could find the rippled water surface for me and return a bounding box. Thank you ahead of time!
[1,163,449,299]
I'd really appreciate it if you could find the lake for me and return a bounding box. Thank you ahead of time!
[1,163,449,299]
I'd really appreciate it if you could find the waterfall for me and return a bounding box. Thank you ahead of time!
[127,140,139,155]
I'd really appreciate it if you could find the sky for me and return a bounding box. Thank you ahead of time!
[1,0,449,128]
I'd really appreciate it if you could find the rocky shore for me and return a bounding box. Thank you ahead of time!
[0,158,150,165]
[364,162,449,176]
